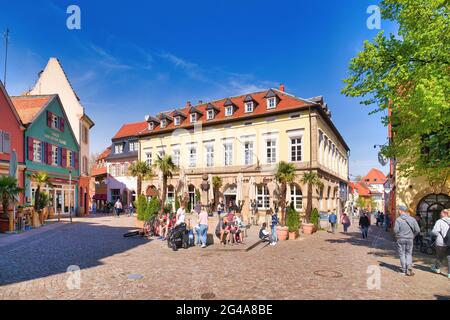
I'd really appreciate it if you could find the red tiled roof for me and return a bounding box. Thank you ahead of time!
[91,166,107,177]
[362,168,387,185]
[96,146,111,161]
[139,89,313,136]
[10,95,55,125]
[353,181,371,197]
[112,121,148,140]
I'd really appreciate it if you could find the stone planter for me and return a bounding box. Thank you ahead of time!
[302,223,315,235]
[277,226,289,241]
[288,231,298,240]
[135,218,145,229]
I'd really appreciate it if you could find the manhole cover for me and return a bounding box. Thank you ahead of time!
[313,270,343,278]
[128,274,144,280]
[200,292,216,300]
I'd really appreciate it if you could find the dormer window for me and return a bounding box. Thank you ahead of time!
[225,106,233,117]
[190,113,197,123]
[174,116,181,126]
[267,97,276,109]
[161,119,167,128]
[245,102,254,113]
[207,110,214,120]
[148,122,154,130]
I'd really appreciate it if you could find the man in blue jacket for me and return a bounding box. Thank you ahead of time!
[329,211,337,234]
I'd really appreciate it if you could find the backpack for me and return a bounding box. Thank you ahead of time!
[329,214,337,224]
[440,220,450,246]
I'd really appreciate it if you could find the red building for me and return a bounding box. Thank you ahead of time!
[0,81,25,203]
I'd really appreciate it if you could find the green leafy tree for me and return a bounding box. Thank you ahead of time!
[136,194,148,221]
[310,208,320,229]
[286,205,300,233]
[0,176,23,219]
[300,172,324,223]
[28,172,52,211]
[342,0,450,186]
[274,161,296,226]
[129,161,153,196]
[153,154,178,212]
[145,197,160,221]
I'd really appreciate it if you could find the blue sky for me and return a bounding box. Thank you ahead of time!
[0,0,396,177]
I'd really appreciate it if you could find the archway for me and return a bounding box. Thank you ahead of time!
[223,184,237,211]
[416,193,450,232]
[146,185,158,200]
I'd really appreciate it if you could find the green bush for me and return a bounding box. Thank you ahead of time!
[39,192,50,210]
[310,208,320,228]
[136,195,148,221]
[286,207,300,232]
[145,197,160,221]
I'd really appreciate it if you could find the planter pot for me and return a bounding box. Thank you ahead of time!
[135,218,145,229]
[289,231,297,240]
[277,226,289,241]
[302,223,315,235]
[0,218,9,233]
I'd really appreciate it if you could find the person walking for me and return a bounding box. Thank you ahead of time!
[341,213,351,234]
[217,201,224,219]
[430,208,450,278]
[329,211,337,234]
[92,201,97,214]
[197,209,209,248]
[359,212,370,239]
[271,209,279,243]
[384,212,391,231]
[394,205,420,276]
[114,199,122,218]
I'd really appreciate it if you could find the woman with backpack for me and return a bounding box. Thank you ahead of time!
[431,208,450,278]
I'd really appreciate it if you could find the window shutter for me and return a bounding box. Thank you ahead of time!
[60,118,65,132]
[0,130,3,153]
[3,132,10,153]
[27,137,34,161]
[74,152,79,170]
[61,148,67,167]
[47,111,52,127]
[47,143,53,165]
[57,147,62,166]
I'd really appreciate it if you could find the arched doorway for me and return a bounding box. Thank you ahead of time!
[416,193,450,232]
[223,184,237,211]
[146,185,158,200]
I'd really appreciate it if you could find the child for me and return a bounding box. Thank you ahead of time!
[259,222,276,246]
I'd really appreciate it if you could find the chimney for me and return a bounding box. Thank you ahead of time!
[186,101,191,108]
[279,84,285,92]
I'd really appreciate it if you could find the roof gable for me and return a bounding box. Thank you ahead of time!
[0,81,25,129]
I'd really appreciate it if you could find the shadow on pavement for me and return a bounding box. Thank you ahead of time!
[0,219,148,286]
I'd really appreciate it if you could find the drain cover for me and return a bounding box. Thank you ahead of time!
[128,274,144,280]
[313,270,343,278]
[200,292,216,300]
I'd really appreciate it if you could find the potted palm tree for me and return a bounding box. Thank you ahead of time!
[274,161,296,241]
[0,176,24,233]
[286,204,300,240]
[153,154,178,213]
[28,172,52,224]
[128,161,153,196]
[300,171,324,235]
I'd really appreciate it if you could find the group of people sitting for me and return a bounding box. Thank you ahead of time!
[217,210,248,245]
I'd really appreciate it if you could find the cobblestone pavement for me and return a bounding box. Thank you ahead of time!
[0,215,448,300]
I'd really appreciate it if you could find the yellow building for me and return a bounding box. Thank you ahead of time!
[138,86,350,222]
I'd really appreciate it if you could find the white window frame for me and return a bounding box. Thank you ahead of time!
[68,150,73,168]
[52,145,59,166]
[145,151,152,166]
[174,116,181,126]
[205,144,214,167]
[207,110,214,120]
[190,113,197,123]
[256,185,270,209]
[245,102,254,113]
[225,106,233,117]
[161,119,167,128]
[115,144,124,154]
[148,122,154,131]
[33,140,42,163]
[52,114,59,129]
[290,137,302,162]
[243,140,254,165]
[171,145,180,167]
[223,142,233,166]
[267,97,276,109]
[291,184,303,210]
[188,144,197,168]
[266,139,277,164]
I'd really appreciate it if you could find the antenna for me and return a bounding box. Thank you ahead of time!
[3,28,9,87]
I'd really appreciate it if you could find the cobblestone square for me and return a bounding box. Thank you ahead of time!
[0,215,448,300]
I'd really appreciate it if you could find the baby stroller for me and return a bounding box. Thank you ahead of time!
[167,223,190,251]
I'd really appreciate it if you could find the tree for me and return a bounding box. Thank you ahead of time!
[274,161,296,226]
[153,154,178,212]
[0,176,23,219]
[28,172,52,211]
[129,161,153,196]
[212,176,222,209]
[342,0,450,186]
[300,172,324,223]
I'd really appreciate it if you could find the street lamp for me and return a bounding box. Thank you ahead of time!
[69,169,72,223]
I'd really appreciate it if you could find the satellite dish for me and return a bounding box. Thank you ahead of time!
[378,152,387,166]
